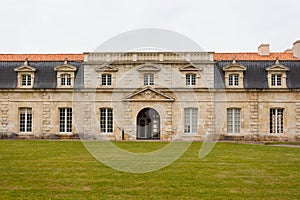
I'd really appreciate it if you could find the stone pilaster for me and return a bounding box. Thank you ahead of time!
[249,92,258,135]
[0,91,9,134]
[42,92,51,136]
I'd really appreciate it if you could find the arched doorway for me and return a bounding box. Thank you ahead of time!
[137,108,160,140]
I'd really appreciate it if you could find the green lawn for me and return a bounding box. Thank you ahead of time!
[0,141,299,199]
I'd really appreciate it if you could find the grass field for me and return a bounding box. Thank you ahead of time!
[0,140,299,199]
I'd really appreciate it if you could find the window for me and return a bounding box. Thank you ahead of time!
[19,108,32,132]
[100,108,113,133]
[270,108,284,134]
[102,74,112,86]
[184,108,198,134]
[144,73,154,86]
[59,108,72,133]
[271,74,282,86]
[229,74,239,86]
[21,74,32,86]
[61,74,71,86]
[186,74,196,85]
[227,108,241,134]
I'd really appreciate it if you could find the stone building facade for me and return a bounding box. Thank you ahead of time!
[1,41,300,141]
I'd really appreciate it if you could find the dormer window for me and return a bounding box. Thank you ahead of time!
[266,58,289,88]
[95,65,118,88]
[229,74,239,86]
[144,73,154,86]
[54,59,77,88]
[222,59,246,88]
[14,58,36,88]
[186,73,196,85]
[271,74,282,86]
[21,74,32,86]
[61,74,71,86]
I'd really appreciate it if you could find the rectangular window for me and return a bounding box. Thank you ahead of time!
[102,74,112,86]
[270,108,284,134]
[144,73,154,86]
[186,74,196,85]
[271,74,282,86]
[59,108,72,133]
[229,74,239,86]
[21,74,32,86]
[19,108,32,132]
[61,74,71,86]
[100,108,113,133]
[227,108,241,134]
[184,108,198,133]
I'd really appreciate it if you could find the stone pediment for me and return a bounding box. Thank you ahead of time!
[54,60,77,72]
[137,64,161,72]
[179,64,202,71]
[266,60,289,72]
[14,59,36,72]
[123,87,175,102]
[222,60,246,72]
[95,64,118,72]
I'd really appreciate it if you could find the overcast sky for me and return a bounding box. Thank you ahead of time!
[0,0,299,53]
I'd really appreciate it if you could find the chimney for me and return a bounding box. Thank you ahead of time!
[258,44,270,56]
[293,40,300,58]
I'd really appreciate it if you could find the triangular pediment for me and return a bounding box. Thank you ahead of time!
[54,64,77,72]
[14,65,36,72]
[266,63,289,72]
[223,61,246,72]
[179,64,202,71]
[123,87,175,102]
[95,65,118,72]
[137,64,161,72]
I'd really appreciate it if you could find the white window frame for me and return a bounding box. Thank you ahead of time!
[19,108,32,133]
[59,108,72,133]
[227,108,241,134]
[144,73,154,86]
[100,108,113,133]
[21,74,32,86]
[184,108,198,134]
[229,74,239,86]
[101,74,112,86]
[270,108,284,134]
[271,74,282,86]
[186,73,196,86]
[61,74,71,86]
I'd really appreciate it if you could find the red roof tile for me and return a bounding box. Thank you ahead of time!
[0,54,83,61]
[214,53,300,61]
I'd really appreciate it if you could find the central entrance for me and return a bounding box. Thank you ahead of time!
[137,108,160,140]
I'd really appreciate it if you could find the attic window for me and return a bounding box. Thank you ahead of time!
[222,59,246,88]
[14,58,36,88]
[21,74,32,86]
[271,74,282,86]
[54,59,77,88]
[266,58,289,88]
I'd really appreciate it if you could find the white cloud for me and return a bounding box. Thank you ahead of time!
[0,0,299,53]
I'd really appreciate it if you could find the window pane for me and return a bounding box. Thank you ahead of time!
[184,108,198,133]
[144,74,154,86]
[270,108,284,134]
[59,108,72,133]
[100,108,113,133]
[227,108,240,133]
[19,108,32,132]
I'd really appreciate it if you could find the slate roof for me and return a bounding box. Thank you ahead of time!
[215,61,300,89]
[0,61,83,89]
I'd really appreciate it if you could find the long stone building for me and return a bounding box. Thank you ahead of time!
[0,41,300,141]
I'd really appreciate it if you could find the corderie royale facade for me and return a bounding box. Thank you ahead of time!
[1,41,300,141]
